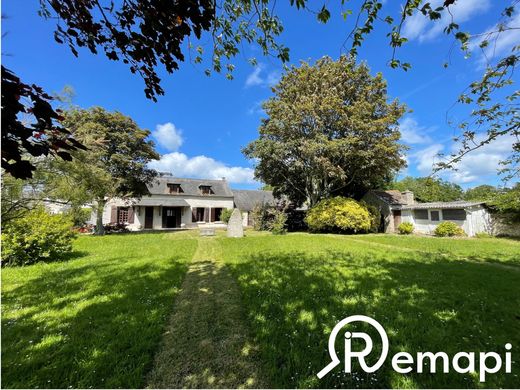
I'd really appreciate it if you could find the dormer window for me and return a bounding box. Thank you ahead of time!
[167,183,183,194]
[199,185,213,195]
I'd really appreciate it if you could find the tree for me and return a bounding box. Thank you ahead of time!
[464,185,499,201]
[3,1,517,179]
[393,176,463,203]
[1,66,86,179]
[47,107,159,235]
[243,56,406,207]
[489,183,520,224]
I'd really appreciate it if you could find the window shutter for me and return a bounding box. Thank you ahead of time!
[192,208,197,222]
[128,207,134,223]
[110,207,117,223]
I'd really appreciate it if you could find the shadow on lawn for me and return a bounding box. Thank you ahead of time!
[228,250,520,389]
[1,256,189,388]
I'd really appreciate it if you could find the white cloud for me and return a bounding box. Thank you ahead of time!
[152,122,183,152]
[399,117,433,144]
[149,152,256,184]
[403,0,491,42]
[407,133,514,185]
[409,143,445,175]
[469,12,520,66]
[245,64,281,88]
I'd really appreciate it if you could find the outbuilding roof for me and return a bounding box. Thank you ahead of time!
[147,176,234,197]
[400,201,486,210]
[232,189,275,211]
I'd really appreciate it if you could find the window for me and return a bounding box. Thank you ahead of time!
[213,208,223,221]
[118,207,129,224]
[199,185,213,195]
[442,209,466,221]
[193,207,206,222]
[430,210,440,221]
[167,183,183,194]
[414,209,428,220]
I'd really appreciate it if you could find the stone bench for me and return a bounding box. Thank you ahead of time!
[199,227,216,236]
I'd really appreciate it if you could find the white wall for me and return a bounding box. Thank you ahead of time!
[401,206,491,237]
[95,196,234,230]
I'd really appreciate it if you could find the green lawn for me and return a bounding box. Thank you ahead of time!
[1,233,197,388]
[2,231,519,388]
[218,234,520,388]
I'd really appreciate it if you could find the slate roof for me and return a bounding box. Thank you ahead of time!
[232,189,275,211]
[400,201,485,210]
[147,176,234,197]
[371,190,406,205]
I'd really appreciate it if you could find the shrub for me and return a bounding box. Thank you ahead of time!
[1,208,76,266]
[398,222,414,235]
[305,197,372,233]
[103,223,129,234]
[251,203,273,231]
[434,221,465,237]
[269,209,287,235]
[220,208,234,224]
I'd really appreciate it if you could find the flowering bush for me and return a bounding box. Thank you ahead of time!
[305,197,372,233]
[2,208,76,266]
[398,222,414,235]
[434,221,465,237]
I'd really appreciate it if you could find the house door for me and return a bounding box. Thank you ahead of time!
[393,210,401,229]
[144,207,154,229]
[162,207,181,228]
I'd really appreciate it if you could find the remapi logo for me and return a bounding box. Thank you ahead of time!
[317,315,513,382]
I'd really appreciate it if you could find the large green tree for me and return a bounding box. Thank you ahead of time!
[3,1,517,179]
[48,107,159,235]
[243,56,406,207]
[464,184,499,201]
[393,176,463,203]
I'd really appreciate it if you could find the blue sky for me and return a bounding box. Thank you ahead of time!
[3,0,517,189]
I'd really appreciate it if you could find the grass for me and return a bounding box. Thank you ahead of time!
[217,234,520,388]
[1,233,197,388]
[146,238,266,388]
[2,231,519,388]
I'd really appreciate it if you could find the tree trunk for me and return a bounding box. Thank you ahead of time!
[96,199,106,235]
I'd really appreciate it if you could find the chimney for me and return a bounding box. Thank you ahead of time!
[401,190,415,205]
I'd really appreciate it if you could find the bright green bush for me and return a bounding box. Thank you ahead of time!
[398,222,414,235]
[434,221,465,237]
[65,206,92,227]
[1,208,76,266]
[220,208,234,224]
[305,197,372,233]
[269,209,287,235]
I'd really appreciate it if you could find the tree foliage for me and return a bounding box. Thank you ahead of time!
[464,185,499,201]
[1,66,86,179]
[3,1,517,179]
[46,107,159,235]
[244,56,406,207]
[393,176,463,203]
[489,183,520,224]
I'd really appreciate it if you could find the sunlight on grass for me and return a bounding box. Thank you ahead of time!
[218,233,520,388]
[1,233,197,388]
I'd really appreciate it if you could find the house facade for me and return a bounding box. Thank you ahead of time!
[90,175,274,230]
[362,190,515,237]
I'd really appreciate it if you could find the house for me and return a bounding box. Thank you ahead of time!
[232,189,275,226]
[91,175,276,230]
[362,190,513,237]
